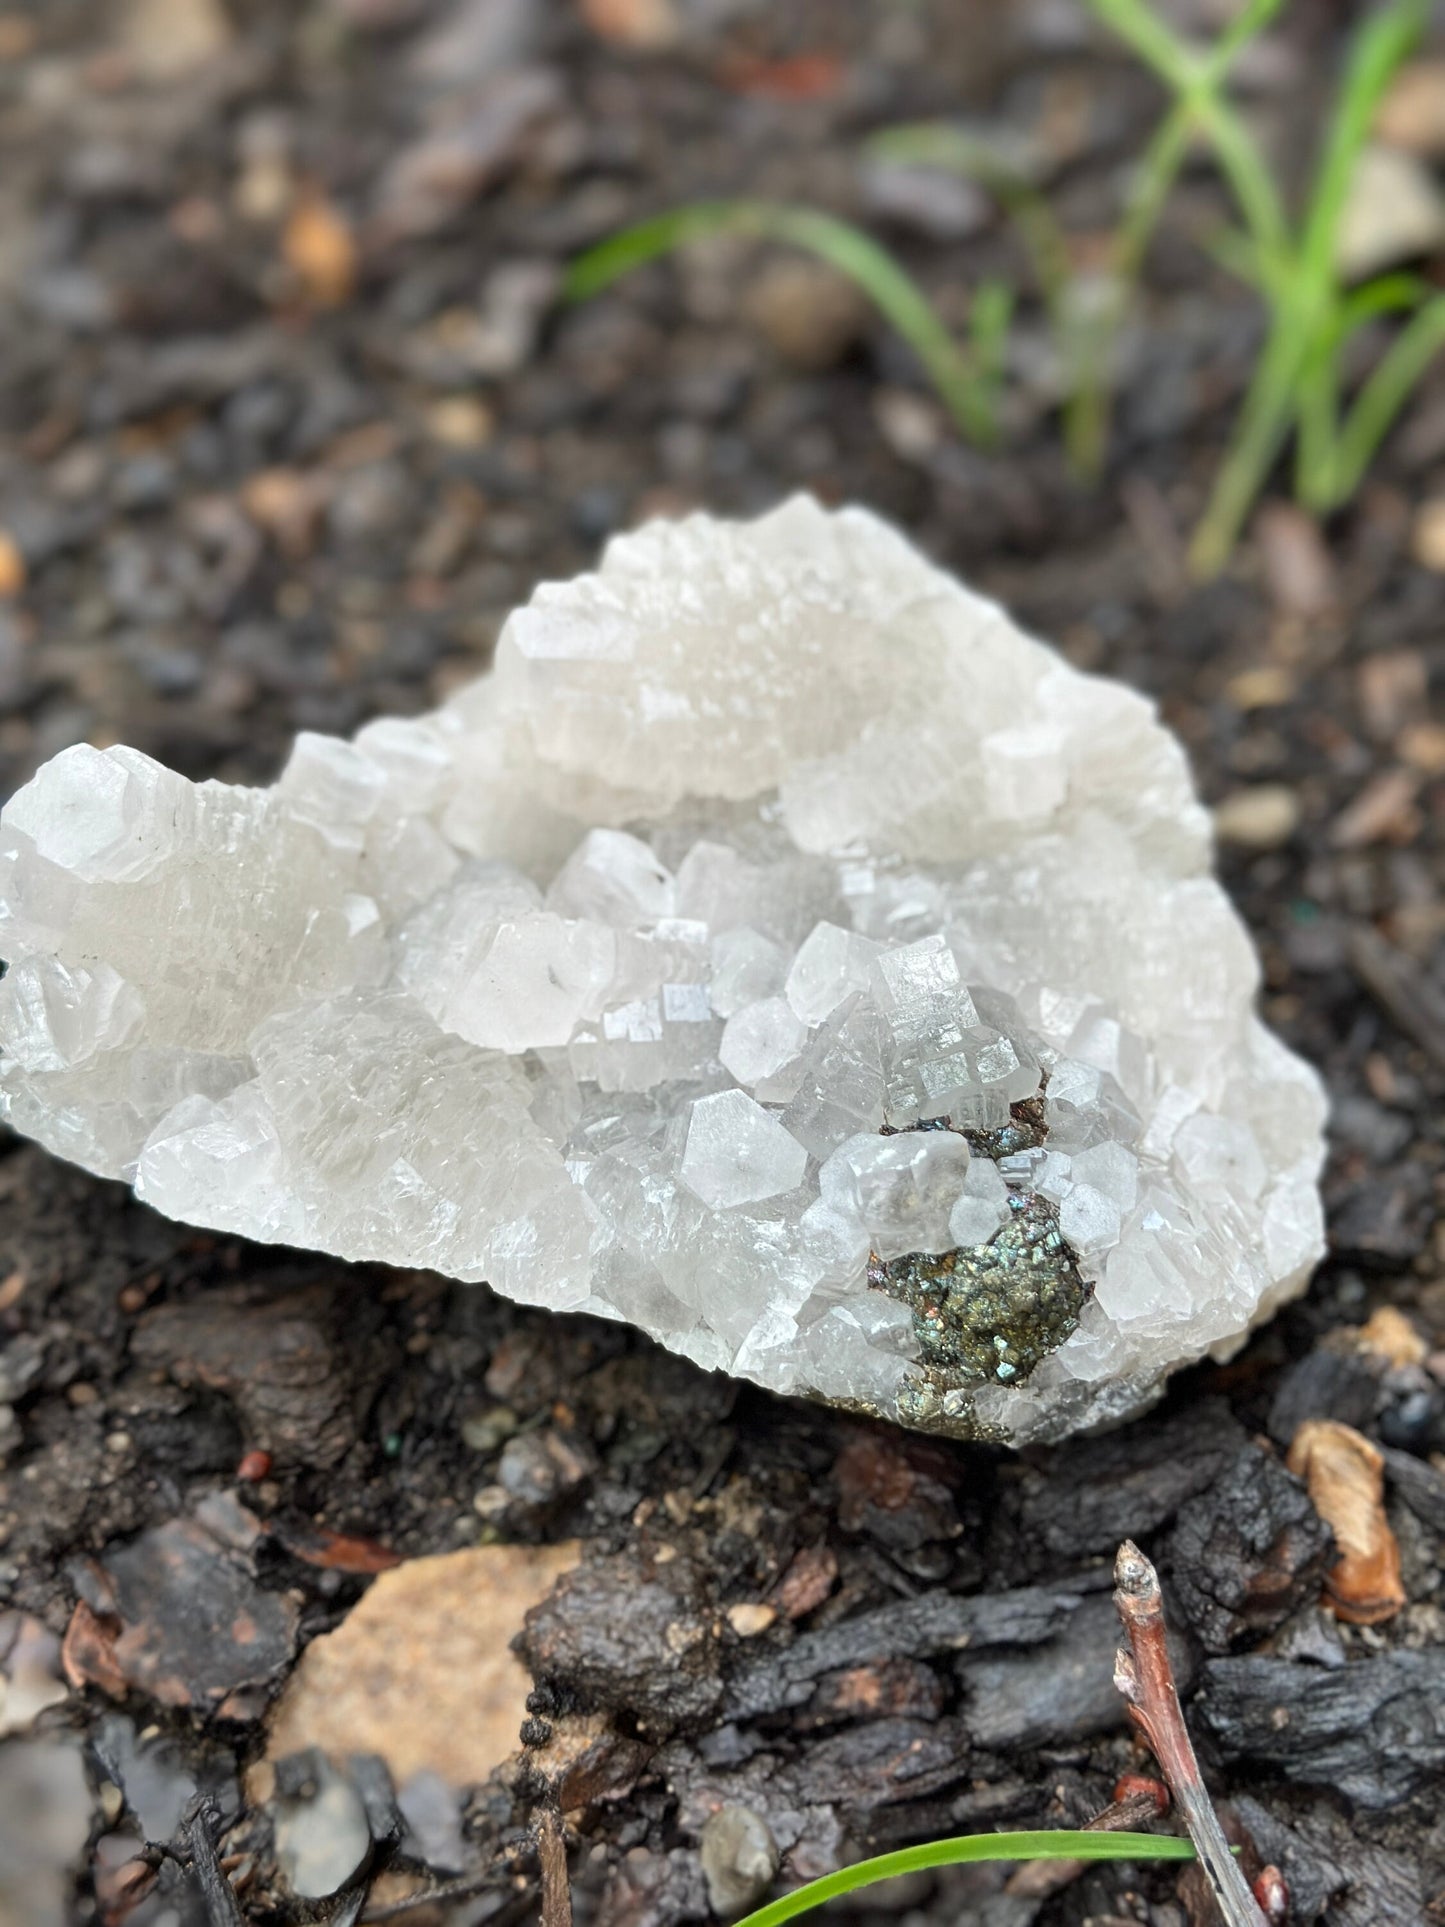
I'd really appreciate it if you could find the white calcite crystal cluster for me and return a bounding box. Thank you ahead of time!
[0,498,1327,1444]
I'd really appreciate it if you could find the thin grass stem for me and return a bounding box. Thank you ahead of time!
[565,199,999,446]
[1329,293,1445,505]
[732,1831,1196,1927]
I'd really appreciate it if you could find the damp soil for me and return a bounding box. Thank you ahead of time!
[0,2,1443,1924]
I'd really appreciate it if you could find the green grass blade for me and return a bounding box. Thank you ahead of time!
[732,1830,1195,1927]
[1333,272,1429,335]
[1075,0,1281,476]
[1299,0,1428,288]
[970,276,1016,420]
[564,203,762,301]
[1190,319,1304,575]
[1328,292,1445,505]
[1296,275,1426,508]
[1114,0,1285,280]
[565,198,1000,446]
[1294,314,1344,510]
[868,122,1105,472]
[765,204,998,442]
[1089,0,1289,262]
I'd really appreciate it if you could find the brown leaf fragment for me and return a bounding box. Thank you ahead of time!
[273,1521,401,1574]
[1286,1420,1405,1624]
[60,1598,128,1698]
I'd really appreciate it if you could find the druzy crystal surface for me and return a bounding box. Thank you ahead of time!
[0,498,1327,1444]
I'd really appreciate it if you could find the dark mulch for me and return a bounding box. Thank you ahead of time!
[0,1,1442,1923]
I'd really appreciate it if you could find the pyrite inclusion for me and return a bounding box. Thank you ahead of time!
[0,497,1328,1445]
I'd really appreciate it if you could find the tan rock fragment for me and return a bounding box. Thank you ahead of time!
[0,531,24,598]
[1286,1420,1405,1626]
[1377,60,1445,157]
[283,193,359,309]
[1212,785,1300,850]
[265,1541,581,1789]
[1411,496,1445,571]
[725,1602,777,1639]
[121,0,232,79]
[1347,1304,1428,1370]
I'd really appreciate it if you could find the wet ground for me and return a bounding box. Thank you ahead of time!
[0,1,1443,1923]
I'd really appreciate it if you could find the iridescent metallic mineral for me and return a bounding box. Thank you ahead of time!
[870,1192,1087,1388]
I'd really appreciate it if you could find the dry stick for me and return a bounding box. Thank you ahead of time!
[362,1878,535,1924]
[1112,1541,1267,1927]
[537,1808,574,1927]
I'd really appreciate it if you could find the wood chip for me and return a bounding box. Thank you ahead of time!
[1286,1420,1405,1626]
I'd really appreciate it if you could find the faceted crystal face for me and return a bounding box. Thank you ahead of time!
[0,497,1328,1444]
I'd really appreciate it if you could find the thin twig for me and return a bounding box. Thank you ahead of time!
[1112,1541,1267,1927]
[537,1809,573,1927]
[362,1882,535,1925]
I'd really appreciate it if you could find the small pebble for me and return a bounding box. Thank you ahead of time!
[743,258,868,372]
[1213,784,1300,849]
[1400,722,1445,773]
[282,194,357,308]
[1335,145,1445,281]
[460,1407,517,1454]
[1225,665,1295,710]
[1376,60,1445,158]
[700,1805,780,1916]
[425,395,493,447]
[580,0,679,49]
[1256,502,1336,617]
[1411,497,1445,570]
[724,1602,777,1639]
[0,15,37,58]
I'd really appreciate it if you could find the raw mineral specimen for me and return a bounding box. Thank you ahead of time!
[0,498,1326,1444]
